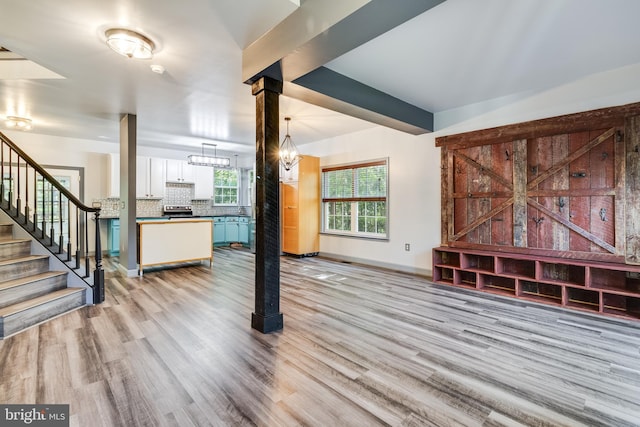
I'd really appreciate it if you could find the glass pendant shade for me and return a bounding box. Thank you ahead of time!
[280,117,301,171]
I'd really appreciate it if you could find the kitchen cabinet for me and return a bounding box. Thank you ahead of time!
[166,159,195,183]
[108,153,120,198]
[193,165,214,199]
[238,217,249,245]
[108,219,120,256]
[281,155,320,256]
[137,157,165,198]
[225,216,239,242]
[213,217,226,245]
[138,219,213,275]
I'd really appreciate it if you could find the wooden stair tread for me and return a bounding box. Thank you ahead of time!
[0,288,84,317]
[0,271,67,291]
[0,238,31,244]
[0,254,48,266]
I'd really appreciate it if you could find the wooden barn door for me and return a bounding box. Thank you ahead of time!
[526,127,623,257]
[444,125,625,261]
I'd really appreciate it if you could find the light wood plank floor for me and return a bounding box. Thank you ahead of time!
[1,247,640,426]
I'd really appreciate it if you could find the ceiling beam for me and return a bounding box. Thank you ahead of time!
[289,67,433,134]
[242,0,445,134]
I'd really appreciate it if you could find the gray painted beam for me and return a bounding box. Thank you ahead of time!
[289,67,433,134]
[242,0,444,134]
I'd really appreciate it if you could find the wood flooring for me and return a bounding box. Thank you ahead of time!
[1,247,639,426]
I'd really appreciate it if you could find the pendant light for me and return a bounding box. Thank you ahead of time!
[279,117,301,171]
[188,143,230,167]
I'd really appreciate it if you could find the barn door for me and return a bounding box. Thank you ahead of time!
[446,126,624,259]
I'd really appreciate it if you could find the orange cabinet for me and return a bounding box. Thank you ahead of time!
[281,156,320,256]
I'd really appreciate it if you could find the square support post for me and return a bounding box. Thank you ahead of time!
[251,76,284,333]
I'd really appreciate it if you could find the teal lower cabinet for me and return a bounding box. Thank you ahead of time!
[238,217,249,246]
[225,216,240,242]
[212,216,251,246]
[108,219,120,256]
[213,217,226,245]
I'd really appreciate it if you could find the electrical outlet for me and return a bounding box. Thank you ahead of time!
[405,243,410,251]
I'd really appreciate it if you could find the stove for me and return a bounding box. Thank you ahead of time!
[163,204,193,217]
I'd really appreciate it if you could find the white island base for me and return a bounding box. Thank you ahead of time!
[137,218,213,275]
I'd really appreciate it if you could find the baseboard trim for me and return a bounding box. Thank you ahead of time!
[116,263,139,278]
[318,252,432,278]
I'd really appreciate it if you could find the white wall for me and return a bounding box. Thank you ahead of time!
[5,62,640,276]
[302,62,640,276]
[3,131,113,202]
[302,127,440,276]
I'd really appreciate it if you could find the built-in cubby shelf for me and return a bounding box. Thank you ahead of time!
[432,247,640,320]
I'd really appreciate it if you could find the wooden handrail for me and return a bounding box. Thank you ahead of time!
[0,130,104,304]
[0,131,99,214]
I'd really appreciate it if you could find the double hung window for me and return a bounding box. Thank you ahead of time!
[321,159,388,239]
[213,169,239,205]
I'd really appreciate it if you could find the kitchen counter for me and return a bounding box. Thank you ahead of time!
[137,218,213,274]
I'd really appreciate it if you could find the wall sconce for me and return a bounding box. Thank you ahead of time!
[188,143,230,167]
[105,28,155,59]
[5,116,32,131]
[280,117,301,171]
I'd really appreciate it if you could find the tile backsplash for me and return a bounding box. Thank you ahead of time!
[95,182,248,218]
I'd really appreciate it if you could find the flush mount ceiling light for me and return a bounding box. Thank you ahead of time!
[105,28,155,59]
[280,117,301,171]
[188,143,230,167]
[5,116,32,131]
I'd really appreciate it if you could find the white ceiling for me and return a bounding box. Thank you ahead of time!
[1,0,640,157]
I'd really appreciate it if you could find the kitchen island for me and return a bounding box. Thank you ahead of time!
[137,218,213,275]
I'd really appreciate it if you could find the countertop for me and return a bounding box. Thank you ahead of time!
[100,215,252,220]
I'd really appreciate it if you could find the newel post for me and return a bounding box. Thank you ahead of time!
[93,210,105,304]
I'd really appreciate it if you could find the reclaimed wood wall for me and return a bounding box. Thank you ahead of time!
[436,102,640,264]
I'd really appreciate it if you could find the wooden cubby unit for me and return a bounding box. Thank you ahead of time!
[432,247,640,320]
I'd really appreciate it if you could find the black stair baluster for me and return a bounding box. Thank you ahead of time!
[49,181,55,246]
[58,191,64,254]
[75,206,80,269]
[15,155,21,217]
[84,210,90,278]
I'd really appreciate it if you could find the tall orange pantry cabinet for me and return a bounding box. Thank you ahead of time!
[281,155,320,256]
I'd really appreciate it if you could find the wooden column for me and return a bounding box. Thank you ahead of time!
[251,76,283,333]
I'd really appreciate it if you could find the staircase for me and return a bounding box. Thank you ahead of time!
[0,222,85,339]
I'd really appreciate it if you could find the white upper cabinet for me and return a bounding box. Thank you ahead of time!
[193,165,214,199]
[108,153,120,198]
[166,159,195,183]
[137,157,166,198]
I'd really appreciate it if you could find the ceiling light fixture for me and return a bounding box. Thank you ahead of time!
[188,143,230,167]
[280,117,301,171]
[105,28,155,59]
[5,116,32,131]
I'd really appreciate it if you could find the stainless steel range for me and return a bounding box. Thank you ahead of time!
[163,204,194,217]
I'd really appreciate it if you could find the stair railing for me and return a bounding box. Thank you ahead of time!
[0,131,104,304]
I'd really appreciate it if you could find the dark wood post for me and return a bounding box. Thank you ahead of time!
[251,76,283,333]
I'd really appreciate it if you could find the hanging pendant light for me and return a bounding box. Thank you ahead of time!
[279,117,301,171]
[188,143,230,167]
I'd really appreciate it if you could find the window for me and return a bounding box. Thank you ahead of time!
[322,159,388,239]
[2,176,13,202]
[36,175,71,245]
[214,169,239,205]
